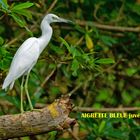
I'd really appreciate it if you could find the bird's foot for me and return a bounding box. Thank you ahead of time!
[31,108,42,112]
[21,110,24,113]
[20,107,24,113]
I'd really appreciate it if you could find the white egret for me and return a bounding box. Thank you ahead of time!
[2,14,72,112]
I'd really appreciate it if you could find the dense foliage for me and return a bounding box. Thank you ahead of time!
[0,0,140,139]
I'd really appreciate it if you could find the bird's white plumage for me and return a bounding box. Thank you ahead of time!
[2,13,71,90]
[2,37,40,89]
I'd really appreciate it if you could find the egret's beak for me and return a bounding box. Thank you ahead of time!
[58,17,74,24]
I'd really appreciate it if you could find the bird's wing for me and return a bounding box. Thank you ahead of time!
[10,38,40,77]
[2,37,40,89]
[13,37,38,59]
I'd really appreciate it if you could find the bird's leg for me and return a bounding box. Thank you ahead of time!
[25,72,33,110]
[20,76,25,113]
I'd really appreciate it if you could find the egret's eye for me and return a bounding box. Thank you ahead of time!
[52,16,58,20]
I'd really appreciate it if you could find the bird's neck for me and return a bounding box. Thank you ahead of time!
[41,21,52,36]
[38,22,53,54]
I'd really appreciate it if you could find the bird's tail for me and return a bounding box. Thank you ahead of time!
[2,74,15,90]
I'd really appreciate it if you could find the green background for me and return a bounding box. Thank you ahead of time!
[0,0,140,139]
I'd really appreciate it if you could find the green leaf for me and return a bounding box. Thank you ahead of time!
[48,131,57,140]
[12,2,34,10]
[104,127,129,139]
[60,37,71,52]
[122,91,132,104]
[21,137,30,140]
[11,9,32,19]
[10,13,26,27]
[98,120,106,134]
[126,68,137,76]
[0,47,12,70]
[50,87,60,95]
[60,38,81,57]
[95,58,115,64]
[69,46,81,58]
[75,25,85,34]
[85,34,94,50]
[0,0,9,11]
[50,45,65,55]
[0,91,7,97]
[1,95,20,108]
[24,26,33,36]
[127,3,140,16]
[101,35,117,46]
[102,119,129,139]
[96,89,109,101]
[0,0,8,6]
[71,59,79,76]
[0,37,4,45]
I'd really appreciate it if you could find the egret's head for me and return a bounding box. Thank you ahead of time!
[44,14,73,24]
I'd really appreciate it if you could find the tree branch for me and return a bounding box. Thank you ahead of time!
[0,96,76,140]
[46,0,58,14]
[34,67,56,95]
[76,20,140,32]
[74,107,140,112]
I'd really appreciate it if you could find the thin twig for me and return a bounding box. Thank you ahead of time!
[68,84,82,96]
[6,32,26,46]
[6,25,36,46]
[74,107,140,112]
[46,0,58,14]
[75,36,84,46]
[34,68,56,95]
[115,0,125,23]
[93,2,105,23]
[0,14,6,20]
[114,72,140,80]
[41,68,56,88]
